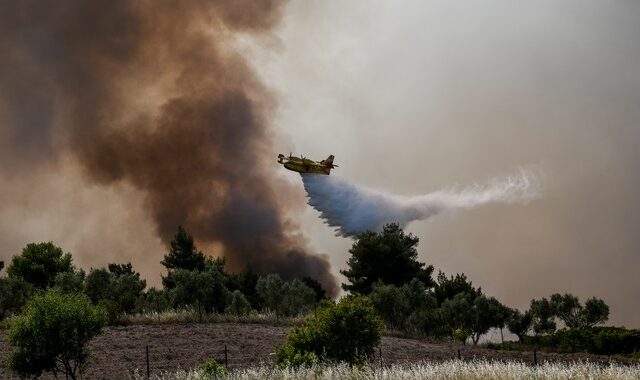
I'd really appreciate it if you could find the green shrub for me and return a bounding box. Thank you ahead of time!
[199,358,227,378]
[453,328,471,345]
[0,277,32,320]
[369,281,409,330]
[170,268,230,316]
[503,327,640,356]
[85,264,146,318]
[276,296,383,366]
[545,327,640,355]
[54,269,86,294]
[370,278,442,336]
[226,290,252,316]
[275,344,318,367]
[136,287,170,314]
[593,327,640,355]
[552,328,595,353]
[257,274,316,317]
[98,298,122,324]
[7,290,105,380]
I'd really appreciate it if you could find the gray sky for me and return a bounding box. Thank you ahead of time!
[1,1,639,326]
[254,1,640,326]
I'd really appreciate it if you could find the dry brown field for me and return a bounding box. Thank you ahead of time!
[0,323,621,379]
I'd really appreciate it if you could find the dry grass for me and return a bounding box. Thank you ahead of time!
[132,360,640,380]
[117,309,304,326]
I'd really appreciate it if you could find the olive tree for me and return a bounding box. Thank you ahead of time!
[507,309,533,342]
[226,290,252,316]
[170,268,230,316]
[0,277,32,320]
[549,293,609,328]
[256,274,316,317]
[85,263,146,322]
[530,297,557,335]
[7,291,105,380]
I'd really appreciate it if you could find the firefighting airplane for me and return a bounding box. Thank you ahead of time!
[277,153,338,175]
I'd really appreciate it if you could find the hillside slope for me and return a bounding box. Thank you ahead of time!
[0,323,616,379]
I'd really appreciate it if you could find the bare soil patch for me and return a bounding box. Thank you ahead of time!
[0,323,617,379]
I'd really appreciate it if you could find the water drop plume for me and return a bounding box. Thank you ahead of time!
[302,169,543,237]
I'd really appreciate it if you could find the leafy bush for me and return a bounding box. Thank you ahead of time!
[256,274,316,317]
[276,296,383,366]
[501,327,640,356]
[405,306,446,337]
[552,328,596,352]
[256,273,284,314]
[0,277,32,320]
[369,281,409,330]
[370,278,440,335]
[593,327,640,355]
[170,268,230,316]
[199,358,227,378]
[7,290,105,380]
[85,263,146,321]
[226,290,251,316]
[227,269,261,309]
[280,279,317,316]
[136,287,170,314]
[275,344,318,367]
[54,269,86,293]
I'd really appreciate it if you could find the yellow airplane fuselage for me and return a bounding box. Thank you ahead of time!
[278,154,335,175]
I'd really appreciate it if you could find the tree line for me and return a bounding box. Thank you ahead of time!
[0,227,328,325]
[2,223,636,378]
[0,224,614,339]
[342,223,611,345]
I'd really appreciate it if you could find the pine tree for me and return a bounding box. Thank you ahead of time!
[341,223,434,294]
[161,226,206,272]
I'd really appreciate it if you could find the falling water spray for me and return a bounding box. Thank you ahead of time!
[301,169,543,237]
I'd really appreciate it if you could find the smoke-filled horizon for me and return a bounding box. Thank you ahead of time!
[302,169,542,237]
[253,1,640,326]
[2,0,640,327]
[0,1,337,295]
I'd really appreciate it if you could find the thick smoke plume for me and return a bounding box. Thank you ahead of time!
[302,170,542,237]
[0,1,337,294]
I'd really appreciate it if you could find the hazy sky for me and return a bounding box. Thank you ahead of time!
[1,1,639,326]
[252,1,640,326]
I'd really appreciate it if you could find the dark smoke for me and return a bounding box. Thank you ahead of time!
[0,1,337,295]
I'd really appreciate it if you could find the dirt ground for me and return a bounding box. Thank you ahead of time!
[0,323,619,379]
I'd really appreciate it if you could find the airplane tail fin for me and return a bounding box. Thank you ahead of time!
[321,155,335,165]
[321,155,336,173]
